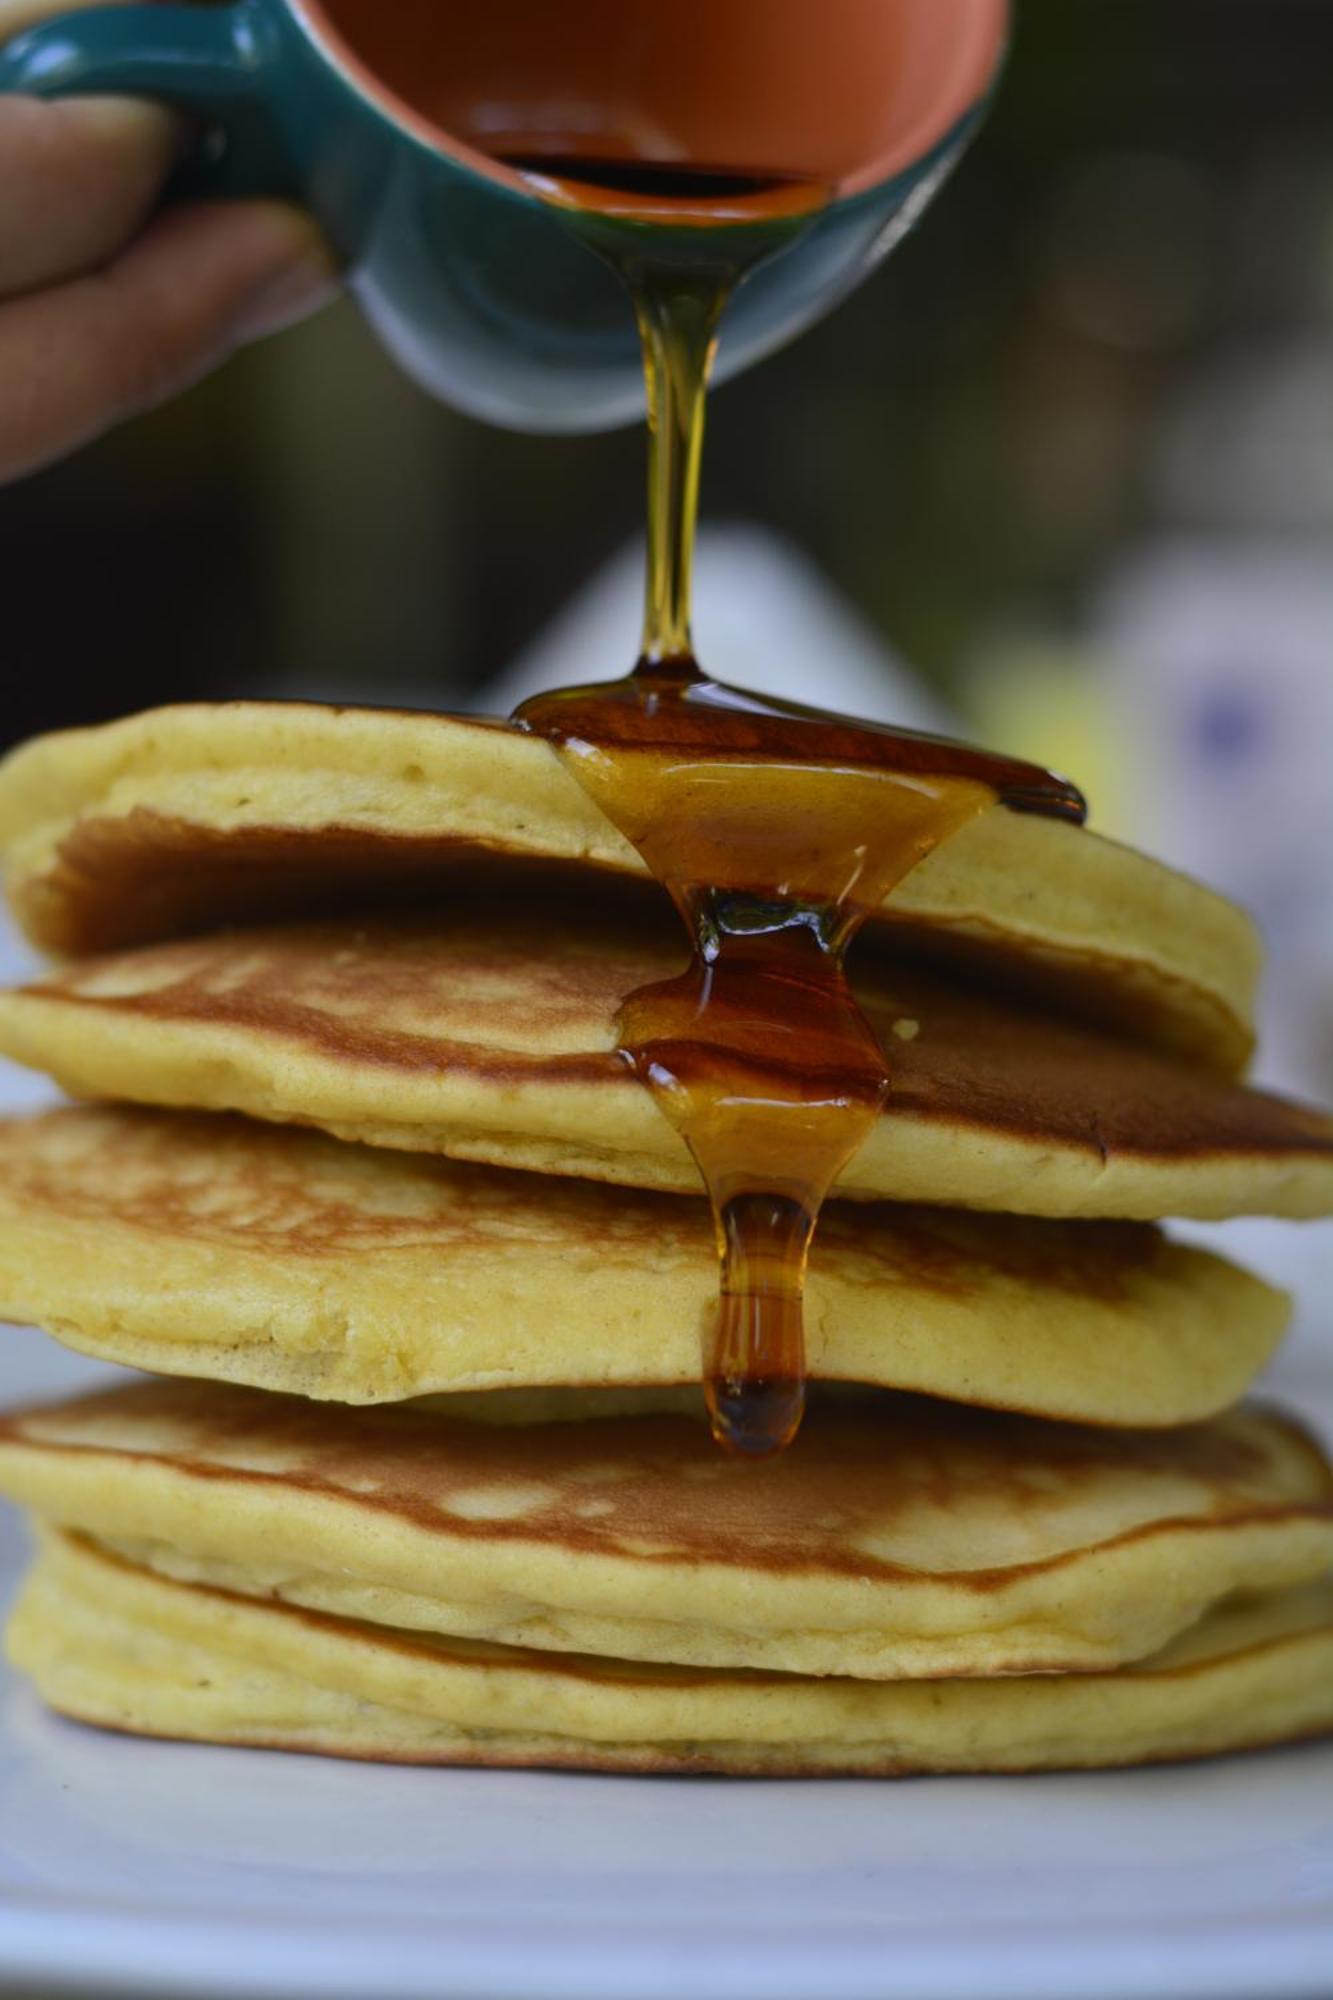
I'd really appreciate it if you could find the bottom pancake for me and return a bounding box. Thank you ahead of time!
[12,1531,1333,1776]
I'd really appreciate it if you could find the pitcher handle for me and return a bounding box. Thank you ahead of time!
[0,3,294,196]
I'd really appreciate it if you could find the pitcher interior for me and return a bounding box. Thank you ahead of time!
[299,0,1007,195]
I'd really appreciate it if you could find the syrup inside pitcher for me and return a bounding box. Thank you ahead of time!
[315,0,1004,202]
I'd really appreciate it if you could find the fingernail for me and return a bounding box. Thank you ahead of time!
[235,244,338,343]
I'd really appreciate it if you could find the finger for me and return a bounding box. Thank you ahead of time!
[0,93,182,298]
[0,199,336,483]
[0,0,183,295]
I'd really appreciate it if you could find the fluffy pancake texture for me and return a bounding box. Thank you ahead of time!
[0,1381,1329,1680]
[0,907,1325,1220]
[0,1105,1290,1424]
[0,701,1258,1071]
[3,702,1329,1784]
[12,1531,1333,1774]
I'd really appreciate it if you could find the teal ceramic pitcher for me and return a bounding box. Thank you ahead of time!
[0,0,1008,431]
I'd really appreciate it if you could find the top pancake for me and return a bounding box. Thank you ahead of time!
[0,701,1259,1073]
[0,904,1326,1220]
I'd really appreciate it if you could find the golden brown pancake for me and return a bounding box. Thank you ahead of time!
[0,701,1259,1070]
[0,906,1326,1219]
[0,1104,1290,1423]
[12,1530,1332,1774]
[1,1379,1329,1680]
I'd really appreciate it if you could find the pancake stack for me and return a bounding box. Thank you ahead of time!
[0,701,1329,1775]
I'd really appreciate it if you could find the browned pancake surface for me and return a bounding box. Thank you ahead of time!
[4,1378,1328,1585]
[0,1102,1176,1295]
[18,903,1328,1167]
[0,1104,1289,1422]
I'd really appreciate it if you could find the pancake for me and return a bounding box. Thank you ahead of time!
[0,907,1326,1220]
[0,701,1259,1072]
[20,1528,1333,1777]
[0,1381,1329,1680]
[11,1532,1333,1774]
[0,1105,1290,1425]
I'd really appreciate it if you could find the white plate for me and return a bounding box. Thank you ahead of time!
[1,1334,1330,2000]
[0,993,1330,2000]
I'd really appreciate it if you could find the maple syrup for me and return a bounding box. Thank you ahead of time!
[510,154,1085,1458]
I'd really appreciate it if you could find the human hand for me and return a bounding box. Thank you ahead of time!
[0,0,334,483]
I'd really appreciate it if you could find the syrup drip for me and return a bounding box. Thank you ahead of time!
[511,157,1085,1456]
